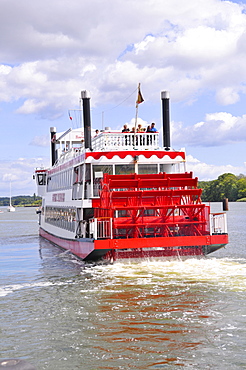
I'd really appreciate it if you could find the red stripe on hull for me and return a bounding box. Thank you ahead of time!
[94,234,228,250]
[40,228,228,262]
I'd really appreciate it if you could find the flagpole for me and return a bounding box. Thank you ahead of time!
[134,102,139,148]
[134,83,144,148]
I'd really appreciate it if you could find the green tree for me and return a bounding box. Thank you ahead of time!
[200,173,239,202]
[217,173,238,201]
[237,176,246,199]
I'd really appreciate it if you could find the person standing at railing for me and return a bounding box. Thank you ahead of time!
[150,122,157,132]
[137,124,144,132]
[122,124,130,145]
[147,122,157,145]
[94,129,99,137]
[131,127,137,145]
[122,124,130,132]
[137,124,144,145]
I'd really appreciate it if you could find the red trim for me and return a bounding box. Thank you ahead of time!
[94,234,228,250]
[40,228,228,261]
[85,151,185,160]
[35,169,47,173]
[47,150,185,175]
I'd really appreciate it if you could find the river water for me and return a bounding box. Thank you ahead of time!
[0,203,246,370]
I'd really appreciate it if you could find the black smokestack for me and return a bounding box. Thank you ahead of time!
[161,91,171,150]
[81,90,92,150]
[50,126,57,166]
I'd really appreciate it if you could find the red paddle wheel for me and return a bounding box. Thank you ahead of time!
[91,172,217,259]
[94,172,208,238]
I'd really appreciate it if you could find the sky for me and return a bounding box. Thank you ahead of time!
[1,0,246,196]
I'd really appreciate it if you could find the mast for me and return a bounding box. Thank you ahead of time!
[9,182,12,207]
[7,181,15,211]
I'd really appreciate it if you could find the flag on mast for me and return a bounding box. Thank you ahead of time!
[136,83,144,106]
[134,84,144,147]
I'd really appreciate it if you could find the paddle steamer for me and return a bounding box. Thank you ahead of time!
[34,90,228,261]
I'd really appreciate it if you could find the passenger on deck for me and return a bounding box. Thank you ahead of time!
[122,124,130,132]
[122,124,130,145]
[150,122,157,132]
[94,129,99,137]
[146,124,157,145]
[137,124,144,132]
[137,124,145,145]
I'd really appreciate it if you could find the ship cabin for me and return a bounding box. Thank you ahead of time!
[35,125,186,201]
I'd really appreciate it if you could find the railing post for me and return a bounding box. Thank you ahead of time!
[91,132,159,150]
[94,218,97,240]
[209,214,213,235]
[223,213,227,234]
[110,218,113,239]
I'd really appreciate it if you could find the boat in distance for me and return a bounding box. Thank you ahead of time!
[34,90,228,262]
[7,184,15,212]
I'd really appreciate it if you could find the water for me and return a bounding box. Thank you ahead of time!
[0,204,246,369]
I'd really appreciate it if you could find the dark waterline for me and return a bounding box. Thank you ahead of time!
[0,204,246,369]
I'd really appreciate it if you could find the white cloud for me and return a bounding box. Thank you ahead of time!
[134,35,155,54]
[0,157,50,197]
[17,99,48,114]
[172,112,246,146]
[0,0,245,116]
[186,154,246,180]
[215,87,240,105]
[30,135,50,147]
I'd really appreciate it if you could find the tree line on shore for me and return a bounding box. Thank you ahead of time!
[0,194,42,207]
[0,173,245,206]
[199,173,246,202]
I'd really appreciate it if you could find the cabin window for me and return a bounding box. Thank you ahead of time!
[37,173,46,185]
[72,165,84,200]
[92,165,113,177]
[85,164,91,181]
[115,164,135,175]
[160,164,176,173]
[47,169,73,192]
[84,164,92,199]
[92,165,113,197]
[45,206,76,232]
[138,164,158,174]
[73,165,84,184]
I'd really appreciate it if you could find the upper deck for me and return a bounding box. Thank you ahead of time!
[54,130,161,166]
[92,131,159,151]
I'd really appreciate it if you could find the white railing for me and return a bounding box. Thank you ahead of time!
[92,132,160,151]
[90,218,113,239]
[85,213,228,240]
[54,147,83,166]
[210,213,227,234]
[54,132,160,167]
